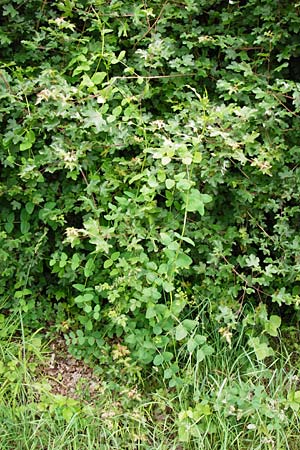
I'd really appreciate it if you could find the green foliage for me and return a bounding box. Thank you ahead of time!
[1,0,300,374]
[0,314,299,450]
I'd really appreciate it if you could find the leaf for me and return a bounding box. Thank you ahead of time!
[83,109,107,133]
[75,293,94,303]
[20,221,30,234]
[177,178,193,191]
[161,156,171,165]
[182,156,192,165]
[62,407,75,422]
[197,344,214,362]
[73,284,86,292]
[162,280,174,292]
[165,179,175,189]
[88,336,95,346]
[84,258,95,277]
[112,105,122,117]
[245,254,260,268]
[91,72,107,85]
[178,424,190,443]
[182,319,198,331]
[264,315,281,337]
[84,304,92,313]
[153,354,164,366]
[71,254,81,271]
[249,337,274,360]
[160,232,172,246]
[20,130,35,151]
[196,348,205,362]
[80,74,94,88]
[5,222,14,233]
[193,152,202,163]
[25,202,35,214]
[15,289,32,298]
[175,234,195,246]
[146,304,156,319]
[185,189,212,216]
[85,319,93,331]
[175,324,188,341]
[104,259,113,269]
[176,252,193,268]
[111,252,120,261]
[129,173,144,184]
[162,351,173,362]
[187,335,207,353]
[187,337,197,353]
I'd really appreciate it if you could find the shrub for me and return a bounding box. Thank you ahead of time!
[1,0,300,364]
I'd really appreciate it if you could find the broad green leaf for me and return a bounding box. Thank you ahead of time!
[164,368,173,379]
[84,258,95,277]
[20,130,35,151]
[112,105,122,117]
[20,221,30,234]
[78,334,86,345]
[146,304,156,319]
[162,280,174,292]
[161,156,171,165]
[175,324,188,341]
[5,222,14,233]
[85,319,93,331]
[167,241,180,251]
[25,202,34,214]
[197,345,214,362]
[185,189,212,216]
[162,351,173,362]
[287,391,300,411]
[165,179,175,189]
[15,289,32,298]
[178,424,190,442]
[129,173,144,184]
[84,304,92,313]
[91,72,107,85]
[176,252,193,268]
[196,348,205,362]
[182,156,192,165]
[75,293,94,303]
[182,319,198,331]
[187,337,197,353]
[73,284,85,292]
[187,335,207,353]
[153,354,164,366]
[71,254,81,271]
[80,74,94,88]
[177,178,193,191]
[88,336,95,346]
[193,152,202,163]
[104,259,113,269]
[175,233,195,246]
[160,232,172,246]
[264,315,281,337]
[245,254,260,268]
[249,337,274,360]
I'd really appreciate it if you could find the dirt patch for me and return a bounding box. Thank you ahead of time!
[40,336,100,399]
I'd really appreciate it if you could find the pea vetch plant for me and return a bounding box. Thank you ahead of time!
[1,0,300,370]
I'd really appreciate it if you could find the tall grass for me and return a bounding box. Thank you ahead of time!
[0,304,299,449]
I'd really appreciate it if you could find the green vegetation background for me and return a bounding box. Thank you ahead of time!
[1,0,300,448]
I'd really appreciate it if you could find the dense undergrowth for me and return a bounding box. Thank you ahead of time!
[1,0,300,447]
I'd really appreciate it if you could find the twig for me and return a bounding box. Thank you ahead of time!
[0,70,11,92]
[80,168,97,208]
[133,1,168,49]
[111,73,198,80]
[271,91,300,117]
